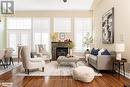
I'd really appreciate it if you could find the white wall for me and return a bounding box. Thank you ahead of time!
[93,0,130,72]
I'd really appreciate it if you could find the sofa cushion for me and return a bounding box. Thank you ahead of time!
[101,49,110,55]
[91,48,99,56]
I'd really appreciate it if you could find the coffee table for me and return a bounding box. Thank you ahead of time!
[57,56,79,67]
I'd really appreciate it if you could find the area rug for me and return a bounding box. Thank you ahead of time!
[16,61,102,77]
[0,62,21,75]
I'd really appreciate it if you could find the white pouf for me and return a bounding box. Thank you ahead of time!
[72,66,95,83]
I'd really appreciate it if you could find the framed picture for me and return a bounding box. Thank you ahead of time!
[59,33,65,39]
[102,8,114,44]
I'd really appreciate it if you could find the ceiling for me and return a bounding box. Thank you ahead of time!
[14,0,94,11]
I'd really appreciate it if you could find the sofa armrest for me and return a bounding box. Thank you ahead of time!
[97,55,115,62]
[97,55,115,69]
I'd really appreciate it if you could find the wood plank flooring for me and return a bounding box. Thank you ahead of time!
[0,68,130,87]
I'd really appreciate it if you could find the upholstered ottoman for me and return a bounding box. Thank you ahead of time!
[72,66,95,83]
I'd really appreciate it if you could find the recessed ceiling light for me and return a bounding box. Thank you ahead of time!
[63,0,67,3]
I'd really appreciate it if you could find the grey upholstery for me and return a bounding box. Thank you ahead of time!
[88,51,116,70]
[57,56,79,66]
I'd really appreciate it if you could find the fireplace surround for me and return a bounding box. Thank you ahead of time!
[51,42,69,60]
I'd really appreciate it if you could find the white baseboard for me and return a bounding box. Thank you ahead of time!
[116,70,130,79]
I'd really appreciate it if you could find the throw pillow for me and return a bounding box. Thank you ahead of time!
[101,49,111,55]
[91,48,99,56]
[90,48,94,54]
[98,48,105,55]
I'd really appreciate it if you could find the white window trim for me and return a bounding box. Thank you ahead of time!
[74,17,92,52]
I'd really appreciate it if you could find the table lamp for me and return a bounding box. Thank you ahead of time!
[115,43,125,60]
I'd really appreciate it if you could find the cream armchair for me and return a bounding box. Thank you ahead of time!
[20,46,45,74]
[0,49,6,68]
[4,48,14,66]
[35,44,52,62]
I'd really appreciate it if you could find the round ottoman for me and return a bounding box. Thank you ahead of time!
[72,66,95,83]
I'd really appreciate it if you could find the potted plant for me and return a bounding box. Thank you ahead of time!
[83,32,93,51]
[67,42,74,57]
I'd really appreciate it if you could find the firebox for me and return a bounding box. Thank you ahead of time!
[56,47,68,58]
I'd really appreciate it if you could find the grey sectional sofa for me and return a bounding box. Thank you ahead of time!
[88,51,116,70]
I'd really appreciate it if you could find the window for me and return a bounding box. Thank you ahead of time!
[74,18,92,52]
[8,31,31,55]
[9,34,17,53]
[34,33,42,44]
[7,17,31,29]
[21,33,30,45]
[54,17,71,32]
[33,18,50,52]
[7,17,32,55]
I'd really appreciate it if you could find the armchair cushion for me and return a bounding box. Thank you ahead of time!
[29,58,43,62]
[20,46,45,71]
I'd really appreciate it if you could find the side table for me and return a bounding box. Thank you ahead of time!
[113,58,127,77]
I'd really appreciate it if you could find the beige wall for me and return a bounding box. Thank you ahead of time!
[0,17,6,49]
[13,11,92,17]
[93,0,130,72]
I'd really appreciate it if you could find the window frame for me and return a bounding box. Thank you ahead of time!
[74,17,92,52]
[7,17,32,30]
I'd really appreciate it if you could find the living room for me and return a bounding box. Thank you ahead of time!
[0,0,130,87]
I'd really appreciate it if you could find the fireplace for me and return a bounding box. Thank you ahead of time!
[56,47,68,58]
[51,42,69,60]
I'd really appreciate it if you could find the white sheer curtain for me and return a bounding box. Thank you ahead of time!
[33,17,50,52]
[7,17,31,29]
[7,17,32,55]
[54,17,71,32]
[74,18,92,52]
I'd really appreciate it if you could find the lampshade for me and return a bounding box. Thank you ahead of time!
[115,43,125,52]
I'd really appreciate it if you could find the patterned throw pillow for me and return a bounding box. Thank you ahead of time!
[91,48,99,56]
[101,49,111,55]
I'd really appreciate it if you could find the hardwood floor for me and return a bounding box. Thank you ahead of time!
[0,69,130,87]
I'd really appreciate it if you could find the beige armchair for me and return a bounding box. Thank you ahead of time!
[21,46,45,74]
[0,49,6,68]
[35,44,52,62]
[4,48,14,66]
